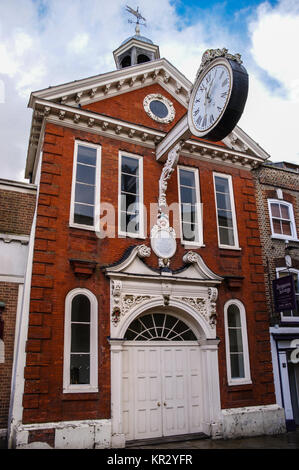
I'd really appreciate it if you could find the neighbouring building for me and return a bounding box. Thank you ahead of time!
[253,161,299,430]
[7,30,287,449]
[0,179,36,447]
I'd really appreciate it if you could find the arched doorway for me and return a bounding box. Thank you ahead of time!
[121,311,203,441]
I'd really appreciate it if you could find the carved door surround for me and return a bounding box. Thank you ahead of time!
[105,246,224,447]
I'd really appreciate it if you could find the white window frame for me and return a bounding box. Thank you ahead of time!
[118,151,144,238]
[213,172,239,249]
[224,299,252,386]
[268,199,298,241]
[276,267,299,323]
[177,165,203,247]
[63,288,98,394]
[69,140,101,232]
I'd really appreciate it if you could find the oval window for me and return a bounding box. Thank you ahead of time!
[143,94,175,124]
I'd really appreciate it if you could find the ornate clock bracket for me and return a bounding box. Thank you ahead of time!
[151,142,183,268]
[152,48,248,268]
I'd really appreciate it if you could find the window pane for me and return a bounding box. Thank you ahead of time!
[77,145,97,166]
[280,204,290,219]
[230,353,245,378]
[76,164,95,185]
[182,222,197,242]
[217,210,233,228]
[149,100,168,118]
[229,328,243,353]
[227,305,241,327]
[180,186,196,204]
[215,176,229,194]
[181,204,197,224]
[74,204,94,226]
[270,203,280,218]
[71,324,90,353]
[179,169,195,187]
[121,174,138,194]
[75,183,95,205]
[272,218,282,234]
[72,295,90,322]
[216,192,231,210]
[120,211,139,234]
[122,156,139,176]
[281,220,292,235]
[70,354,90,384]
[219,226,235,246]
[120,193,139,213]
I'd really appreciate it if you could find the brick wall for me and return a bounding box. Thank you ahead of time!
[0,187,36,235]
[253,164,299,325]
[0,282,19,428]
[21,117,277,426]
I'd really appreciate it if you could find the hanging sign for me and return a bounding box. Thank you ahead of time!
[272,275,296,312]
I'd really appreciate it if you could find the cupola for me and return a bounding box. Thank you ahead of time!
[113,6,160,69]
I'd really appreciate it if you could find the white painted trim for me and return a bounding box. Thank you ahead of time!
[0,181,36,194]
[268,199,298,241]
[8,155,42,448]
[224,299,252,386]
[29,58,191,104]
[69,140,101,233]
[118,151,144,239]
[0,234,29,244]
[177,165,203,247]
[0,275,24,284]
[213,172,239,249]
[63,288,98,394]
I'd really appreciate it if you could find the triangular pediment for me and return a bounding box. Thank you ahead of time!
[26,57,270,180]
[28,58,191,110]
[104,246,223,285]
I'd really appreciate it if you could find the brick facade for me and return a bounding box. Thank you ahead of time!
[21,111,276,427]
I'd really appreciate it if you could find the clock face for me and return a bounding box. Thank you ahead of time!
[191,64,232,133]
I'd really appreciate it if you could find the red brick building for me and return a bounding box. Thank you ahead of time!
[0,179,36,447]
[8,32,286,448]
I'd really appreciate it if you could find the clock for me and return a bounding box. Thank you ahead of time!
[187,56,248,142]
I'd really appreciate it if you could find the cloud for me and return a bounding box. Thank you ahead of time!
[0,0,298,182]
[245,0,299,162]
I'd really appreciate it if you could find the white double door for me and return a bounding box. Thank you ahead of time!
[122,342,202,441]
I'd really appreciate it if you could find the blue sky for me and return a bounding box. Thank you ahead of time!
[0,0,298,181]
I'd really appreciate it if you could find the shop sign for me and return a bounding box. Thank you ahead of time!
[272,275,296,312]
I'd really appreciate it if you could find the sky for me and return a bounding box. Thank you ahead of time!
[0,0,298,182]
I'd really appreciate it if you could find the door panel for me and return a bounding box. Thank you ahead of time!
[134,347,162,439]
[161,347,189,436]
[122,343,202,440]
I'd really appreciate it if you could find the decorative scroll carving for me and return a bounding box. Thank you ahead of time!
[208,287,218,326]
[196,48,242,79]
[136,244,151,258]
[158,142,182,210]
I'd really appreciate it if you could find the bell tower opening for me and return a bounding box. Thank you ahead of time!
[113,6,160,70]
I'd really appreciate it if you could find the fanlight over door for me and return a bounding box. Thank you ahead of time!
[124,313,197,341]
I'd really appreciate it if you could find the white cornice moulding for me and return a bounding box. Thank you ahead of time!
[28,59,191,108]
[25,98,265,179]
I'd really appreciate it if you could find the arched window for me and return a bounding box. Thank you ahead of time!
[121,55,131,68]
[137,54,150,64]
[224,300,251,385]
[125,313,197,341]
[63,289,98,393]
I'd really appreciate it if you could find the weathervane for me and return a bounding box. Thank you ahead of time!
[126,5,146,35]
